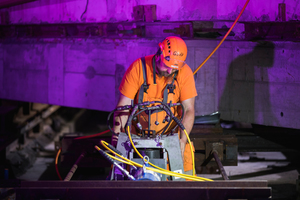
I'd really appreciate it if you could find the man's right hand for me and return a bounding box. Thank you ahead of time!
[111,134,119,147]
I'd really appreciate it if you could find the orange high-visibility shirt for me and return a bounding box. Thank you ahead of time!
[119,54,197,105]
[119,55,197,172]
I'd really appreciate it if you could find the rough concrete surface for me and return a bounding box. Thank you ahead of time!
[0,39,299,129]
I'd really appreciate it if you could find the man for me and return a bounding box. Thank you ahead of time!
[112,36,197,172]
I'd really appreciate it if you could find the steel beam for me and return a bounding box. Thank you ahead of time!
[13,180,271,200]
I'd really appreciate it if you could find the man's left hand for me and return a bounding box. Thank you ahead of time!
[179,138,186,161]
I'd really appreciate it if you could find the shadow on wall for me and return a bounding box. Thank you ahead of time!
[115,64,126,105]
[219,41,276,126]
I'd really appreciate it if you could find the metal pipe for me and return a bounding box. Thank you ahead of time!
[201,152,214,167]
[20,105,60,134]
[212,150,229,180]
[64,152,85,181]
[148,110,151,137]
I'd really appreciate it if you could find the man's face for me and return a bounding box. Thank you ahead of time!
[156,56,178,77]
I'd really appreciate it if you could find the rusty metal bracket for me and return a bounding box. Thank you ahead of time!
[191,134,238,174]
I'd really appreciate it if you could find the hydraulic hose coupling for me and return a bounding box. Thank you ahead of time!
[95,145,135,180]
[172,116,185,130]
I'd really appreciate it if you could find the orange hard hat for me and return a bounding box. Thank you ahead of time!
[159,36,187,69]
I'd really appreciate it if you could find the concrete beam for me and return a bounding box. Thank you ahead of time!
[0,38,299,129]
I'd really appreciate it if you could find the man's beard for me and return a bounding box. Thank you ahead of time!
[156,65,175,77]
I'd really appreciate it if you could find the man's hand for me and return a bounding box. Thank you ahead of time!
[179,97,195,163]
[111,134,119,147]
[180,138,187,161]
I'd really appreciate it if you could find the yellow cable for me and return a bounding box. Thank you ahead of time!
[95,144,212,181]
[55,148,61,165]
[55,148,63,180]
[193,0,250,75]
[95,145,133,166]
[127,126,167,171]
[125,128,213,181]
[183,129,195,176]
[99,141,212,181]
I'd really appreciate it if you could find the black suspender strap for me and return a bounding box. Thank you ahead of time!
[168,71,177,94]
[163,71,178,104]
[138,57,148,103]
[138,56,178,104]
[152,56,157,85]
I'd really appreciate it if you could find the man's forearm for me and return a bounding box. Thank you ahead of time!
[180,109,195,143]
[113,94,133,134]
[178,97,196,160]
[111,94,133,146]
[113,110,129,134]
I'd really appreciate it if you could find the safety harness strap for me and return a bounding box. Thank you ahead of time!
[138,57,148,103]
[163,71,178,104]
[138,56,177,104]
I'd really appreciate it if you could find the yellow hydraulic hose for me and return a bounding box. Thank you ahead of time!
[96,145,201,181]
[99,150,135,166]
[55,148,63,180]
[193,0,250,75]
[99,141,210,181]
[126,126,196,178]
[96,144,213,181]
[126,127,210,181]
[127,126,167,172]
[183,129,195,176]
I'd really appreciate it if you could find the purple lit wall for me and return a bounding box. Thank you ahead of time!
[5,0,300,23]
[0,0,300,129]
